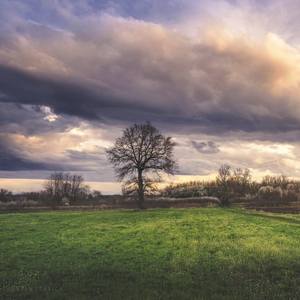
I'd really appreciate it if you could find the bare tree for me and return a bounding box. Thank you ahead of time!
[0,189,13,202]
[231,167,252,195]
[261,175,289,189]
[216,164,232,206]
[44,172,87,206]
[70,174,84,202]
[44,172,64,205]
[107,122,176,208]
[216,165,253,205]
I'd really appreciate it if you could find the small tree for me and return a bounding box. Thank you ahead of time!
[0,189,13,202]
[261,175,289,189]
[44,172,88,206]
[231,167,252,196]
[107,122,176,208]
[216,164,232,206]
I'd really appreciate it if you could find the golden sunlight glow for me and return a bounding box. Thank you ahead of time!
[247,143,294,156]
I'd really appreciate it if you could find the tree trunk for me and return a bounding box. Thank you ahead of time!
[137,169,144,209]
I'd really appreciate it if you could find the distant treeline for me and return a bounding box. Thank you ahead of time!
[162,165,300,206]
[0,172,102,208]
[1,166,300,209]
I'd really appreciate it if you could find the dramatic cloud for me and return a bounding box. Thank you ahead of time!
[1,12,300,133]
[1,0,300,192]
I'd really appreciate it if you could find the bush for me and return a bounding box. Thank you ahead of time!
[162,181,209,198]
[0,189,13,202]
[258,186,283,203]
[282,184,299,202]
[0,200,40,210]
[283,190,298,202]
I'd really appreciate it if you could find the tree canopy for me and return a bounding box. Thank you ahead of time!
[107,122,176,208]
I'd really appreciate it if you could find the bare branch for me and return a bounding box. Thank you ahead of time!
[106,122,176,208]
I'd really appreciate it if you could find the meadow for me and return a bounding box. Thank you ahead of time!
[1,208,300,299]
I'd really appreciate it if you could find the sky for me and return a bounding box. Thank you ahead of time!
[1,0,300,194]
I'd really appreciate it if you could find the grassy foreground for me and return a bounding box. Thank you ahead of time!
[1,208,300,299]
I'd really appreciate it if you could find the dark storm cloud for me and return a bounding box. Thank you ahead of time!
[0,64,115,121]
[1,63,300,138]
[1,0,300,180]
[0,102,80,136]
[0,138,61,171]
[0,64,178,128]
[0,5,284,136]
[0,152,54,171]
[0,2,300,137]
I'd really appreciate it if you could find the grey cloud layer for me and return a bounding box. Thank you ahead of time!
[1,0,300,178]
[1,14,300,135]
[0,136,61,171]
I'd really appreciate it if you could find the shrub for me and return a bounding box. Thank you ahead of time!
[283,190,298,202]
[0,200,40,210]
[0,189,13,202]
[282,185,299,202]
[258,186,283,203]
[261,175,289,189]
[162,181,208,198]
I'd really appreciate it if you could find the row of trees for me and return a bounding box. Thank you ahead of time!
[0,173,102,207]
[162,166,300,206]
[216,165,252,205]
[162,165,254,205]
[44,172,103,206]
[2,170,299,208]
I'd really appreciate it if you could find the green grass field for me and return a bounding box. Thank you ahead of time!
[1,208,300,299]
